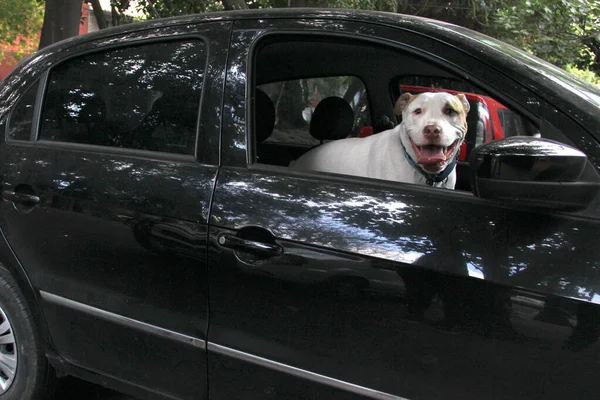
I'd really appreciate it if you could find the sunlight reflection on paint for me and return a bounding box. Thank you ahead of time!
[467,262,485,279]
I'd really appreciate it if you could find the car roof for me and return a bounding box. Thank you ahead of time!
[34,8,467,54]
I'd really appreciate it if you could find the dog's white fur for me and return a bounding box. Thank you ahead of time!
[291,92,470,189]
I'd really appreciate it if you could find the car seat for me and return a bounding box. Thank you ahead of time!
[309,96,354,144]
[78,95,107,146]
[254,88,282,165]
[255,88,276,144]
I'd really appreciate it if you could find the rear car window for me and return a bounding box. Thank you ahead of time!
[39,40,206,155]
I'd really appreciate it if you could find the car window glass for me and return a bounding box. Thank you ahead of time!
[258,76,370,148]
[39,40,206,155]
[8,81,38,141]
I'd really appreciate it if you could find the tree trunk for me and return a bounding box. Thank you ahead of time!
[39,0,83,49]
[111,4,120,26]
[222,0,248,10]
[89,0,107,29]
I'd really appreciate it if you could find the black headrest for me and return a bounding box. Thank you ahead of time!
[255,88,276,143]
[309,97,354,141]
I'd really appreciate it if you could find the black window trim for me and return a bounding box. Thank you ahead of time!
[5,76,46,143]
[7,34,210,163]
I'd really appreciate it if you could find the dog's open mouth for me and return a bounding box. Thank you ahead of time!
[410,139,459,172]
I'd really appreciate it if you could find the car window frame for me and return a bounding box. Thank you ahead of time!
[6,79,44,143]
[244,29,544,170]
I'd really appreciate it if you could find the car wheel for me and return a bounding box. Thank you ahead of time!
[0,266,55,400]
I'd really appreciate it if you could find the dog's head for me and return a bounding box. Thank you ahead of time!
[394,92,469,174]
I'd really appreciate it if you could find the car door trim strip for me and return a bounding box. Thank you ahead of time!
[40,291,206,349]
[208,342,409,400]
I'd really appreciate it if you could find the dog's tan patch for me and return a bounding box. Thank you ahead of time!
[447,94,470,132]
[454,94,470,114]
[394,93,416,115]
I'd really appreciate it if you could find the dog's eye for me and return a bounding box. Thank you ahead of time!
[413,108,422,115]
[444,108,458,116]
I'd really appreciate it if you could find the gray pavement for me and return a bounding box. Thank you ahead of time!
[55,377,136,399]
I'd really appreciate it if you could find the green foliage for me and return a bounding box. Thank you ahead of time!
[131,0,397,15]
[120,0,223,18]
[494,0,600,70]
[565,64,600,86]
[309,0,396,11]
[0,0,44,61]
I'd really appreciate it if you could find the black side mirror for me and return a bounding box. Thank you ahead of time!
[469,137,600,210]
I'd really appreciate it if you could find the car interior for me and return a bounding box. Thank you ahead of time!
[251,35,540,192]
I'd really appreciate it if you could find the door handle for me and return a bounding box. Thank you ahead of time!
[2,191,40,206]
[217,234,283,257]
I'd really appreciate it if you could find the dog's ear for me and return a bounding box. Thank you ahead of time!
[394,93,414,115]
[455,94,470,114]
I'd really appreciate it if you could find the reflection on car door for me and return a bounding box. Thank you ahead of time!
[0,22,230,399]
[207,18,600,400]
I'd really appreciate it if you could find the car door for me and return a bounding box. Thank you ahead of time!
[0,21,230,399]
[207,16,600,400]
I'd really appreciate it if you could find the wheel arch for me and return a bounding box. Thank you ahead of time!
[0,228,58,361]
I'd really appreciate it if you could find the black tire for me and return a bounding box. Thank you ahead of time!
[0,266,56,400]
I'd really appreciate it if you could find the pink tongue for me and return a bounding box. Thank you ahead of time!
[417,146,446,165]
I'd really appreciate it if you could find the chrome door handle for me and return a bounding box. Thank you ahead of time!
[217,234,283,257]
[2,191,40,206]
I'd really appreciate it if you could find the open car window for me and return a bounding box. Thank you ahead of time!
[250,35,557,193]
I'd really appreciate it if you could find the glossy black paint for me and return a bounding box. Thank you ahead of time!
[473,137,588,180]
[0,8,598,400]
[1,136,213,400]
[208,167,600,400]
[469,138,600,210]
[207,14,600,400]
[0,19,231,400]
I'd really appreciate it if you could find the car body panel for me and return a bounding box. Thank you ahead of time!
[205,15,600,400]
[0,20,231,399]
[209,166,600,400]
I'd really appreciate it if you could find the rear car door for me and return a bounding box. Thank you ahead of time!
[207,15,600,400]
[0,21,230,399]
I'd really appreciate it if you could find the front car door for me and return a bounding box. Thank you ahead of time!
[0,20,230,399]
[208,11,600,400]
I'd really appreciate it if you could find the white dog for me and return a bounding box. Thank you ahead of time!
[291,92,470,189]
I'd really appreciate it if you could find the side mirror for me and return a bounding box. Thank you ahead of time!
[469,137,600,210]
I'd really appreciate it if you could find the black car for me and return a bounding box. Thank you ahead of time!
[0,8,599,400]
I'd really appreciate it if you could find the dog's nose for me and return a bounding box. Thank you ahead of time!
[423,125,441,137]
